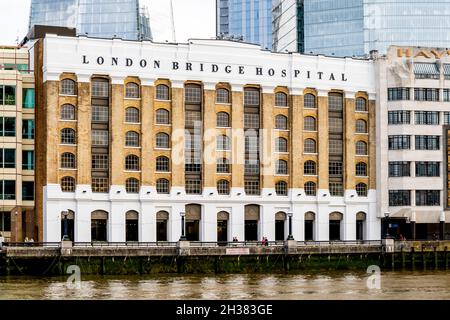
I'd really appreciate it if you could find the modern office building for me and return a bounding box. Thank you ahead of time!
[29,33,378,243]
[273,0,450,57]
[217,0,273,50]
[29,0,152,41]
[0,47,35,242]
[375,46,450,240]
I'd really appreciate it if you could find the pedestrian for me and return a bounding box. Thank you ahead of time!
[264,237,269,246]
[0,232,4,250]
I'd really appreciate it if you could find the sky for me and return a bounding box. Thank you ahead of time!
[0,0,216,45]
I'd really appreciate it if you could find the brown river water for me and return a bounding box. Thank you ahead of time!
[0,271,449,300]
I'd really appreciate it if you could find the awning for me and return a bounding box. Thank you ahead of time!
[443,64,450,76]
[389,208,448,223]
[414,63,439,75]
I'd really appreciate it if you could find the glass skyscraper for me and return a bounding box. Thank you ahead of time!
[217,0,273,50]
[274,0,450,56]
[29,0,152,41]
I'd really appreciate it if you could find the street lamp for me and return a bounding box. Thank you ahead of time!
[383,211,390,239]
[179,211,187,241]
[287,212,294,240]
[62,211,70,241]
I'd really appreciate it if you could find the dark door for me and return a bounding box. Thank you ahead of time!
[305,220,314,241]
[329,220,341,241]
[356,220,364,240]
[186,220,199,241]
[245,220,258,241]
[60,218,74,241]
[217,220,228,243]
[157,220,167,241]
[126,220,138,242]
[275,220,285,240]
[91,219,107,241]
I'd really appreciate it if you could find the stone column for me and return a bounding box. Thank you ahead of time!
[202,203,217,241]
[230,204,245,241]
[140,202,155,242]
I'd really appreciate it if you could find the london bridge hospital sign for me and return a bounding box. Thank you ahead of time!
[81,55,349,82]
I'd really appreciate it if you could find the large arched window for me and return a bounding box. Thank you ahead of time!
[356,119,367,133]
[276,159,288,174]
[60,79,76,95]
[216,112,230,127]
[217,135,231,150]
[125,82,140,98]
[217,158,230,173]
[304,93,316,108]
[155,108,170,124]
[156,132,170,148]
[304,181,316,196]
[275,181,288,195]
[61,176,75,192]
[304,116,316,131]
[356,182,368,197]
[275,92,288,107]
[217,179,230,195]
[304,139,316,153]
[156,178,170,194]
[60,152,76,169]
[126,178,139,193]
[125,131,140,147]
[61,128,76,144]
[356,97,367,112]
[276,137,288,152]
[275,115,288,129]
[156,84,170,100]
[356,162,367,176]
[125,155,140,171]
[304,160,316,175]
[216,88,230,103]
[156,156,170,172]
[61,104,76,120]
[125,107,140,123]
[356,141,368,155]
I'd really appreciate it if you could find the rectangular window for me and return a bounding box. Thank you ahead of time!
[329,161,343,176]
[22,181,34,201]
[185,110,202,127]
[92,130,109,146]
[244,90,260,106]
[92,177,109,193]
[415,111,439,125]
[329,139,343,154]
[415,162,440,177]
[22,150,34,170]
[92,154,109,170]
[444,89,450,101]
[329,183,343,196]
[0,117,16,137]
[0,85,16,105]
[444,112,450,125]
[0,212,11,232]
[91,81,109,97]
[185,179,202,194]
[328,94,343,111]
[388,162,410,177]
[244,113,260,128]
[0,149,15,168]
[414,88,439,101]
[328,118,343,132]
[416,190,440,206]
[388,88,410,101]
[244,179,260,195]
[388,111,411,125]
[22,88,35,108]
[92,105,109,122]
[389,190,411,206]
[22,119,34,139]
[244,160,260,174]
[388,135,410,150]
[414,63,440,79]
[0,180,16,200]
[245,134,259,154]
[415,135,440,150]
[185,86,202,103]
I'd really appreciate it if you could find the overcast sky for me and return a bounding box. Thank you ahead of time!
[0,0,216,45]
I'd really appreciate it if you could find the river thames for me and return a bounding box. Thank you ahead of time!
[0,270,449,299]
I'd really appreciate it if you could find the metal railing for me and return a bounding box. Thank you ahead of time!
[189,241,286,247]
[297,240,382,246]
[73,242,178,248]
[2,242,61,248]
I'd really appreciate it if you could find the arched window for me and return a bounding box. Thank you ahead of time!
[217,158,230,173]
[356,97,367,112]
[304,116,316,131]
[356,182,368,197]
[61,176,75,192]
[217,179,230,195]
[216,88,230,103]
[125,82,140,98]
[275,181,288,195]
[304,160,316,175]
[60,152,76,169]
[156,84,170,100]
[156,156,169,172]
[125,154,140,171]
[125,131,139,147]
[216,112,230,127]
[60,79,76,95]
[125,107,140,123]
[356,162,367,176]
[275,115,288,130]
[126,178,139,193]
[217,135,231,150]
[304,93,316,108]
[304,181,316,196]
[276,137,288,152]
[155,108,170,124]
[156,178,170,194]
[61,128,76,144]
[276,159,288,174]
[356,141,368,155]
[61,104,76,120]
[356,119,367,133]
[275,92,288,107]
[156,132,170,148]
[304,139,316,153]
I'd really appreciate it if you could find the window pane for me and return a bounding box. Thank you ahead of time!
[22,88,35,108]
